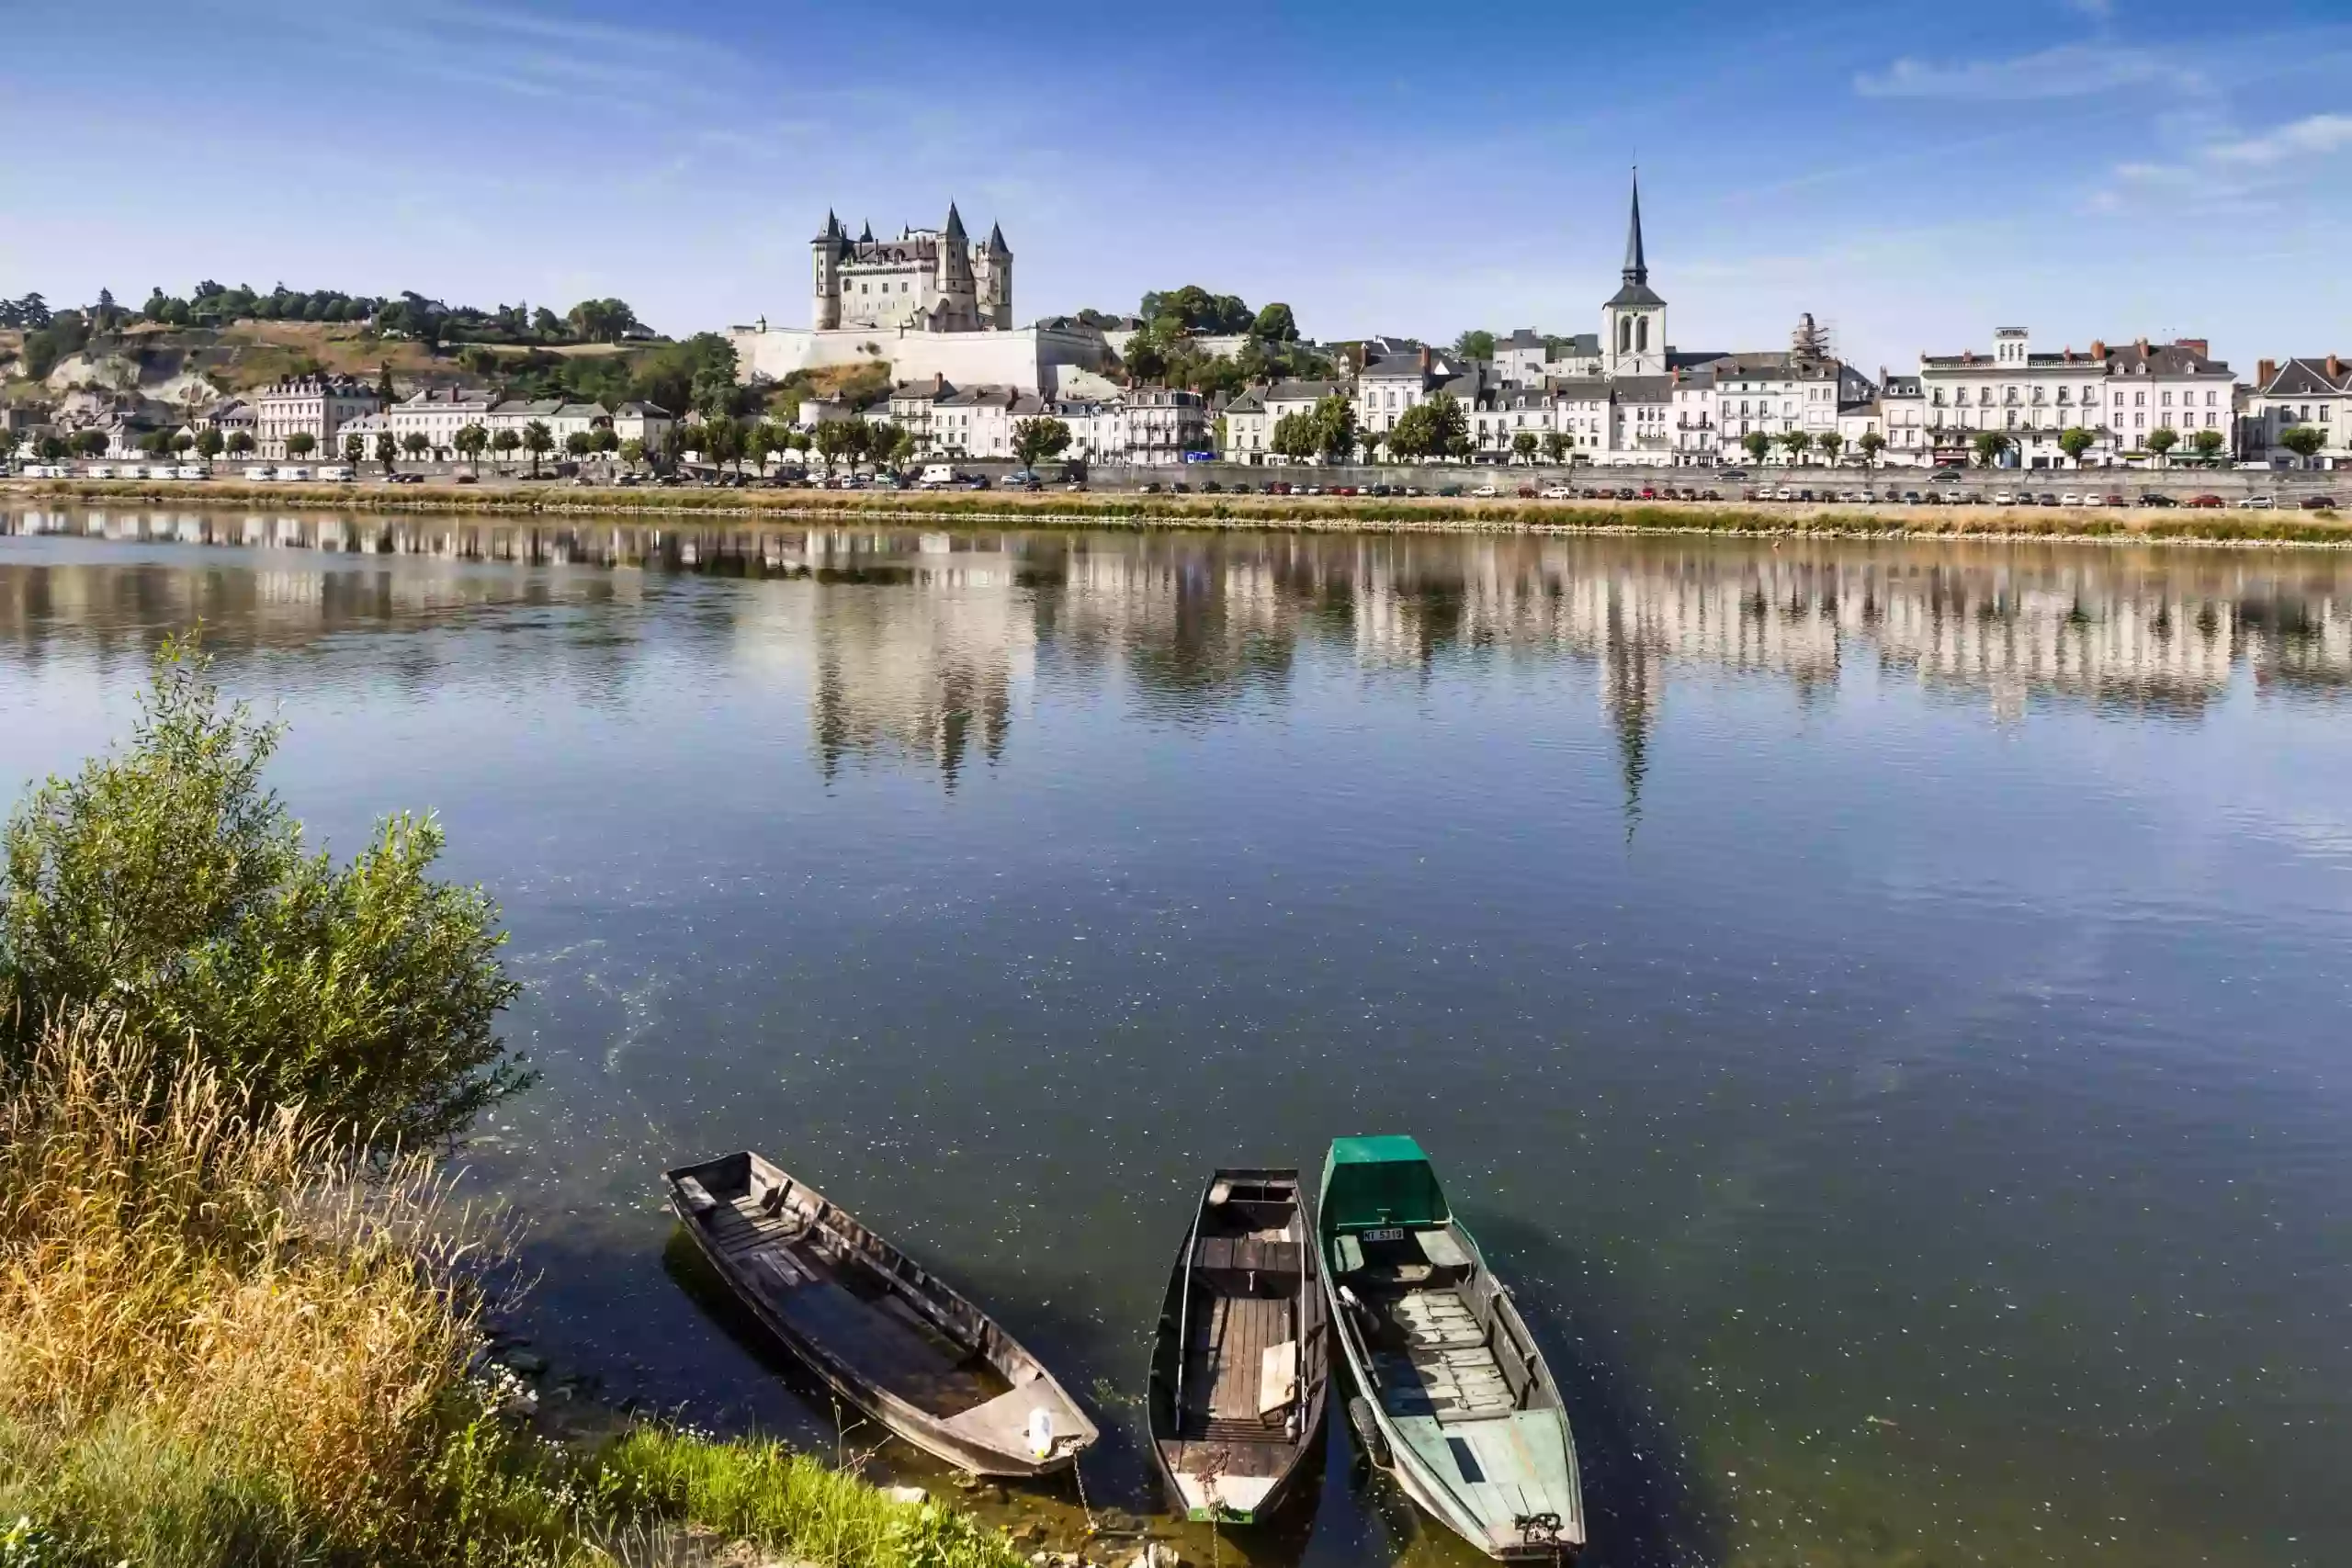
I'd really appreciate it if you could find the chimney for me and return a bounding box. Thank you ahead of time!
[2090,339,2107,360]
[2135,336,2149,356]
[2063,347,2074,363]
[2176,338,2208,357]
[2257,358,2278,388]
[933,372,944,392]
[1419,345,1431,372]
[2328,355,2343,381]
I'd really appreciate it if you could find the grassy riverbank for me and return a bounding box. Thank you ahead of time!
[0,644,1045,1568]
[10,476,2351,547]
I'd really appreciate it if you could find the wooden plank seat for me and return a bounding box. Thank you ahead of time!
[1193,1235,1303,1276]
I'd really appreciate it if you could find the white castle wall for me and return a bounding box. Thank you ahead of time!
[729,322,1113,395]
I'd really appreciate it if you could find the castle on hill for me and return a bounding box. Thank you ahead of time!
[729,200,1110,395]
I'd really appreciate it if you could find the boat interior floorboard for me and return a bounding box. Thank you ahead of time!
[1182,1294,1295,1440]
[1371,1288,1515,1425]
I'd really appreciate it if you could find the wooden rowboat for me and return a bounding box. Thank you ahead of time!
[1146,1168,1330,1523]
[1316,1137,1584,1561]
[663,1151,1097,1477]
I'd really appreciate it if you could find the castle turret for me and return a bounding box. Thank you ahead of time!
[977,220,1013,331]
[936,202,977,329]
[811,209,846,330]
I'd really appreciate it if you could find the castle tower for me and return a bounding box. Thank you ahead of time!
[936,202,977,330]
[1602,172,1667,378]
[810,209,846,330]
[976,220,1013,331]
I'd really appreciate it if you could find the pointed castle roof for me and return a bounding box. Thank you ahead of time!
[944,201,967,241]
[985,220,1010,256]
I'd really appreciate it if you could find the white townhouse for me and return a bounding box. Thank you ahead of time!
[1554,378,1613,457]
[1057,398,1126,463]
[1263,378,1350,457]
[1871,375,1929,465]
[1353,348,1470,438]
[1917,329,2234,468]
[1122,387,1208,464]
[254,374,379,459]
[1222,388,1269,460]
[611,400,673,450]
[1470,384,1558,460]
[2245,355,2352,468]
[334,412,390,459]
[1670,367,1717,464]
[484,399,612,447]
[388,387,495,457]
[1701,352,1853,462]
[2095,338,2235,463]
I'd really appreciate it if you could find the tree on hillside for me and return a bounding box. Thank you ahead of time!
[1741,430,1771,464]
[1816,432,1845,466]
[2145,426,2178,466]
[1453,330,1496,361]
[1012,416,1071,469]
[2279,425,2327,464]
[1857,431,1885,469]
[377,363,397,406]
[1252,302,1299,343]
[286,432,316,459]
[492,428,521,470]
[0,634,526,1146]
[1511,431,1539,464]
[2059,426,2097,468]
[455,423,488,472]
[565,299,641,344]
[530,307,563,340]
[521,420,554,476]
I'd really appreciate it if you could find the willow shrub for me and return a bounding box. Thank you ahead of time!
[0,633,526,1148]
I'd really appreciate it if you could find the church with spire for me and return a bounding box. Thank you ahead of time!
[1602,172,1668,378]
[810,201,1013,334]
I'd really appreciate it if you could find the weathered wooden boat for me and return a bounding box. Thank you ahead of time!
[663,1151,1098,1477]
[1315,1137,1584,1562]
[1145,1168,1330,1523]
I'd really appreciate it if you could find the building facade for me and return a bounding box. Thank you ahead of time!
[2244,356,2352,468]
[254,374,379,459]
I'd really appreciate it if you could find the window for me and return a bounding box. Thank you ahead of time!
[2161,391,2173,407]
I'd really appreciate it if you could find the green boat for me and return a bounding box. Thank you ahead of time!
[1316,1137,1585,1562]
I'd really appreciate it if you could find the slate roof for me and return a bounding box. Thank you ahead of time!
[1266,378,1346,401]
[1225,389,1266,414]
[2262,357,2352,395]
[1612,376,1676,403]
[1606,280,1667,310]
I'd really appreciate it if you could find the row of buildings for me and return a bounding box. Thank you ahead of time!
[195,378,676,460]
[786,180,2346,472]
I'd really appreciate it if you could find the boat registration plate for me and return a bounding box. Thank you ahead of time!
[1361,1226,1407,1243]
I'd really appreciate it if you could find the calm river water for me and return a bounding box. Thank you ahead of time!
[3,504,2348,1568]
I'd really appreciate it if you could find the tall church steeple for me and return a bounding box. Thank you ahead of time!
[1623,170,1648,287]
[1603,166,1667,378]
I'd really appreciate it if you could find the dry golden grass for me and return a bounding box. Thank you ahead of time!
[0,1010,500,1562]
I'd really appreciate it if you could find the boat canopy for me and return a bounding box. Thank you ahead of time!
[1322,1136,1451,1233]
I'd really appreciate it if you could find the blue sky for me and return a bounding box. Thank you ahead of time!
[5,0,2349,375]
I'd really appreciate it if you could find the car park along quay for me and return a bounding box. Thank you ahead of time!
[8,471,2350,548]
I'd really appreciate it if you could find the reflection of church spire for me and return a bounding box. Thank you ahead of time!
[1602,584,1657,840]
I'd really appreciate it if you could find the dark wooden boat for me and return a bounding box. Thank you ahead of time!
[1146,1168,1330,1522]
[663,1151,1097,1477]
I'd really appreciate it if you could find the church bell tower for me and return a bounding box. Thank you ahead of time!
[1602,172,1667,378]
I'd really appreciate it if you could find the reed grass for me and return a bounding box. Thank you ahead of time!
[0,1011,1024,1568]
[17,477,2352,547]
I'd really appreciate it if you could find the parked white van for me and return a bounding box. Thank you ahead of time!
[920,463,960,488]
[244,466,276,480]
[175,465,209,480]
[315,465,354,482]
[277,466,311,481]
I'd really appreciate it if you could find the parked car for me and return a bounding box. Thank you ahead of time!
[2234,495,2276,509]
[2101,494,2127,507]
[455,473,478,484]
[1199,480,1222,494]
[2300,495,2338,510]
[1929,468,1962,484]
[1720,468,1749,480]
[1140,481,1163,494]
[2186,494,2225,509]
[1516,485,1537,498]
[2059,493,2081,506]
[1437,484,1464,498]
[1540,485,1574,499]
[2138,492,2176,507]
[1902,491,1923,504]
[1470,483,1498,497]
[1701,489,1722,502]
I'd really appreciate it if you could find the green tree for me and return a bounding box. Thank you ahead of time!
[1453,330,1496,361]
[376,362,397,406]
[342,434,365,466]
[591,426,620,458]
[810,419,856,473]
[171,433,195,457]
[1816,432,1845,466]
[704,417,745,477]
[521,420,553,476]
[1012,416,1072,469]
[1971,430,2010,468]
[1252,302,1299,343]
[2145,426,2178,466]
[1542,432,1569,465]
[226,430,254,457]
[401,432,430,466]
[1309,394,1358,463]
[0,430,17,467]
[286,432,317,459]
[454,423,489,472]
[1741,430,1771,465]
[2190,428,2225,460]
[195,428,225,461]
[1510,431,1539,464]
[2058,426,2097,468]
[619,437,647,474]
[1387,393,1471,461]
[745,422,777,475]
[75,430,109,458]
[1271,411,1316,461]
[0,634,525,1147]
[1778,430,1812,465]
[1857,431,1885,469]
[2278,425,2324,463]
[492,427,521,470]
[563,431,593,461]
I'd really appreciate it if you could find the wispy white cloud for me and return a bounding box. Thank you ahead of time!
[2203,112,2352,165]
[1854,42,2197,100]
[2088,112,2352,213]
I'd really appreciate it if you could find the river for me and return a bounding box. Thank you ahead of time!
[3,504,2347,1568]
